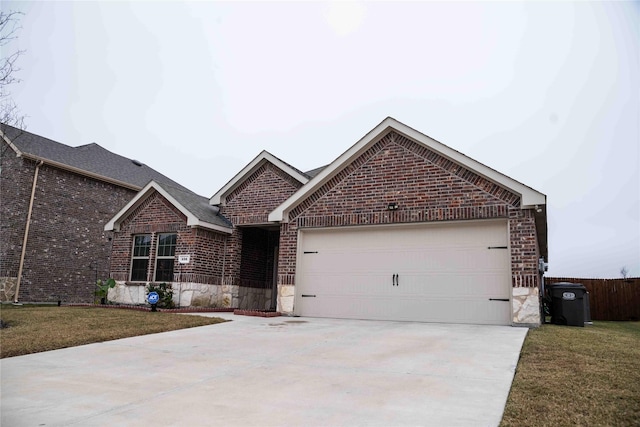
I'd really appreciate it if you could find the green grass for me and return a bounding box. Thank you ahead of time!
[0,304,226,358]
[501,321,640,427]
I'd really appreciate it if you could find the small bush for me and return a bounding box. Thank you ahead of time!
[146,282,174,309]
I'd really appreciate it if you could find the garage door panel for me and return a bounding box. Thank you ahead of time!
[395,274,509,297]
[296,220,512,325]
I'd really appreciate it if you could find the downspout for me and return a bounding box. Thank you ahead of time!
[14,160,43,303]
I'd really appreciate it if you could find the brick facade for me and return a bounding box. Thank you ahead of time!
[109,192,227,285]
[1,145,135,302]
[98,121,543,322]
[219,162,303,287]
[277,130,540,290]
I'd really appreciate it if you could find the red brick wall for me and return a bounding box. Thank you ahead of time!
[222,163,304,225]
[109,191,228,285]
[1,146,135,302]
[278,130,540,289]
[1,146,35,278]
[219,163,303,285]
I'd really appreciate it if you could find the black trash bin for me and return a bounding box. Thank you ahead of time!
[548,282,588,327]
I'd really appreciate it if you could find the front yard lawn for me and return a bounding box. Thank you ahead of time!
[502,321,640,426]
[0,304,226,358]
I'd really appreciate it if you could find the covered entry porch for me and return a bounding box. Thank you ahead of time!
[237,225,280,310]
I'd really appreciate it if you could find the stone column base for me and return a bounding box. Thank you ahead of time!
[277,284,295,315]
[512,286,541,326]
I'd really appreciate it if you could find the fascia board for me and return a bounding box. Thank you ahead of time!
[104,182,159,231]
[269,117,546,222]
[391,120,547,208]
[1,129,23,156]
[19,152,142,191]
[210,151,308,206]
[1,128,142,192]
[269,118,395,222]
[105,181,233,234]
[105,181,196,231]
[188,220,233,234]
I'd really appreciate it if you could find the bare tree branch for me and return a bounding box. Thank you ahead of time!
[0,10,26,153]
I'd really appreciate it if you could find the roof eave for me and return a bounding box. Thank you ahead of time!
[104,182,159,232]
[0,128,23,156]
[269,117,547,222]
[21,152,142,191]
[187,219,233,234]
[210,151,309,206]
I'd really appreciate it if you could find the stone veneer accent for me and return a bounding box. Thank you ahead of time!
[277,284,295,314]
[108,281,239,308]
[512,287,542,325]
[0,277,18,301]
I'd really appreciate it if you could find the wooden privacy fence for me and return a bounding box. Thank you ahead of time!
[545,277,640,321]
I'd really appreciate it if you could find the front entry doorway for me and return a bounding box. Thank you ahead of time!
[238,226,280,311]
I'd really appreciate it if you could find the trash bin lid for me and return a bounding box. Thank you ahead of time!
[547,282,586,290]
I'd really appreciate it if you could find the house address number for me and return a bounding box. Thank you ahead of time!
[178,255,191,264]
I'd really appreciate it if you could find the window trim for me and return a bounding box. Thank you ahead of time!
[130,234,152,282]
[153,233,177,282]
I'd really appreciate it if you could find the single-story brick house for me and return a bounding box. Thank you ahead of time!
[105,117,548,326]
[0,125,194,303]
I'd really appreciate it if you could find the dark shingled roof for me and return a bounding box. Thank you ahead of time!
[304,165,327,178]
[159,181,233,229]
[2,125,190,192]
[3,125,232,229]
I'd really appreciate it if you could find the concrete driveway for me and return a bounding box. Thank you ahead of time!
[1,313,527,427]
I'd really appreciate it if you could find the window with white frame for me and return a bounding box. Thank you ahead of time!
[130,234,152,281]
[154,233,177,282]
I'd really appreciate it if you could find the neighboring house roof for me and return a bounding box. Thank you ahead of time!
[209,150,309,206]
[269,117,547,223]
[104,181,233,233]
[304,165,327,178]
[1,125,190,192]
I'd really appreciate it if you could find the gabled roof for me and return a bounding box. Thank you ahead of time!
[1,125,190,192]
[104,181,233,233]
[210,150,309,206]
[269,117,547,223]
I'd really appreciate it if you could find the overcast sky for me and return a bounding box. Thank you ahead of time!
[4,1,639,279]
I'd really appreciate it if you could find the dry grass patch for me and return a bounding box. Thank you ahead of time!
[0,305,226,358]
[502,322,640,427]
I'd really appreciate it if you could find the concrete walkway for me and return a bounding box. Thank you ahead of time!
[1,314,527,427]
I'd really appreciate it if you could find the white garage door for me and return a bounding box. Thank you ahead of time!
[295,220,511,325]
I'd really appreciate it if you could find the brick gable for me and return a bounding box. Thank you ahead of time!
[109,191,227,285]
[222,162,304,226]
[277,130,540,290]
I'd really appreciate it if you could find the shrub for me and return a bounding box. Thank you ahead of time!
[146,283,175,309]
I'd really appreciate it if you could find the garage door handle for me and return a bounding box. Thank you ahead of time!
[392,274,396,286]
[489,298,509,302]
[301,294,316,298]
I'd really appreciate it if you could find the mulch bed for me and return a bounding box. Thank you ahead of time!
[233,309,281,318]
[46,304,282,317]
[67,303,235,313]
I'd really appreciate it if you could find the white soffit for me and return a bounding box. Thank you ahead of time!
[210,150,309,206]
[269,117,546,222]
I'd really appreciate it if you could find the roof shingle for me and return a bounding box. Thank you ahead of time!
[2,125,190,191]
